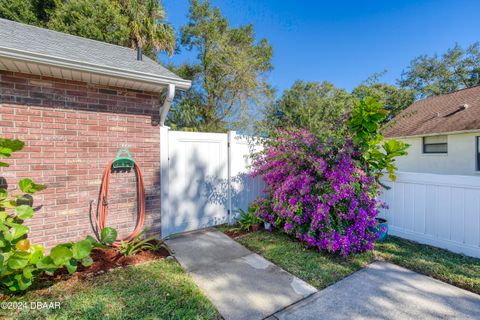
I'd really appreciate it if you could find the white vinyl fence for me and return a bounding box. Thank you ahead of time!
[229,132,265,219]
[160,129,480,257]
[160,128,264,237]
[380,172,480,258]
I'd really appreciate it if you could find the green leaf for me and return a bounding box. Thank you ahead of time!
[50,245,73,266]
[86,235,98,245]
[36,256,58,272]
[100,227,117,245]
[81,256,93,267]
[72,240,92,260]
[65,258,77,274]
[1,199,17,209]
[7,253,29,270]
[0,161,9,167]
[0,147,12,158]
[22,266,34,279]
[14,273,32,291]
[30,245,45,264]
[0,138,24,153]
[14,205,34,220]
[18,178,46,194]
[11,224,29,240]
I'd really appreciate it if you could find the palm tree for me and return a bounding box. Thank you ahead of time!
[119,0,175,59]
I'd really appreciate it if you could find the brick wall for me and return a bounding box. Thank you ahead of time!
[0,70,162,249]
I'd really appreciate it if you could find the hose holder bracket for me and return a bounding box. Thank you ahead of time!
[112,148,135,170]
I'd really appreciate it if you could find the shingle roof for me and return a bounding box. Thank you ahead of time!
[0,18,184,82]
[383,85,480,138]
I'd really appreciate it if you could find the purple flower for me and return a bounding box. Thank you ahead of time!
[250,128,380,257]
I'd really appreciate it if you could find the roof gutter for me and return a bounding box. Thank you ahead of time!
[0,46,192,90]
[386,128,480,139]
[160,83,175,127]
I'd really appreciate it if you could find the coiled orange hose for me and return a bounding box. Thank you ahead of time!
[92,160,146,245]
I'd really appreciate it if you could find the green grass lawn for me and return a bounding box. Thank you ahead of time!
[1,259,220,320]
[234,230,480,294]
[374,236,480,294]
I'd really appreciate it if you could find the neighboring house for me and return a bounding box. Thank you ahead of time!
[384,86,480,176]
[0,18,190,248]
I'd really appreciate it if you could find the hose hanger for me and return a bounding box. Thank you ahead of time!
[92,148,146,245]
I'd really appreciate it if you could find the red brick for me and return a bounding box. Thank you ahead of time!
[1,70,161,249]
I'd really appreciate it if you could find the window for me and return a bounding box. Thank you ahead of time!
[477,137,480,171]
[423,135,448,154]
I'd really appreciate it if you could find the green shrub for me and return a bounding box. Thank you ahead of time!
[348,97,409,182]
[0,138,97,292]
[237,206,262,231]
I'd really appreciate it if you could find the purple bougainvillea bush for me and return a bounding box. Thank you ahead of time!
[251,129,381,256]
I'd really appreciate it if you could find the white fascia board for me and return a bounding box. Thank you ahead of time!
[0,46,192,90]
[386,129,480,139]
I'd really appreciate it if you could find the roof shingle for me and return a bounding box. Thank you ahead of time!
[384,86,480,137]
[0,18,183,81]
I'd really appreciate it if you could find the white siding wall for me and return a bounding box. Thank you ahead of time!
[380,172,480,258]
[393,132,480,176]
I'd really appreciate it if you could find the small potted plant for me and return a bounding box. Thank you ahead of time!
[237,207,262,232]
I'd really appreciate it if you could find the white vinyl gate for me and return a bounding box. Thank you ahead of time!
[160,128,264,237]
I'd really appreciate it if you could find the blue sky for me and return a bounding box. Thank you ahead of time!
[162,0,480,95]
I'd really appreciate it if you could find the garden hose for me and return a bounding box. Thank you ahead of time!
[92,159,146,245]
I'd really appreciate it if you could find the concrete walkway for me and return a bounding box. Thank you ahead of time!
[272,261,480,320]
[166,229,317,320]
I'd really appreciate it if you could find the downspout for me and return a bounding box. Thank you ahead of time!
[160,83,175,126]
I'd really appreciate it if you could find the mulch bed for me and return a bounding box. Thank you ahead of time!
[78,246,170,278]
[20,244,170,293]
[223,229,251,239]
[51,245,170,280]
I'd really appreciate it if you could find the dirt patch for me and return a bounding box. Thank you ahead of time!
[223,229,251,239]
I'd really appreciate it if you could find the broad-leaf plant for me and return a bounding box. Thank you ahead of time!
[0,138,96,292]
[348,97,409,183]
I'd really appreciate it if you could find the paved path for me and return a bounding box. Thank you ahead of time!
[166,229,317,320]
[272,261,480,320]
[168,230,480,320]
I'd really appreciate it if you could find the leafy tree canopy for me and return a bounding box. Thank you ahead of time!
[399,42,480,98]
[259,80,352,138]
[353,72,415,121]
[0,0,55,25]
[48,0,129,45]
[119,0,176,58]
[167,0,273,132]
[1,0,175,59]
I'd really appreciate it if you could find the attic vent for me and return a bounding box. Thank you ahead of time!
[459,104,469,110]
[434,112,440,118]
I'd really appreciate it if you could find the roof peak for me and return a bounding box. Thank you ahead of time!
[415,84,480,104]
[385,84,480,138]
